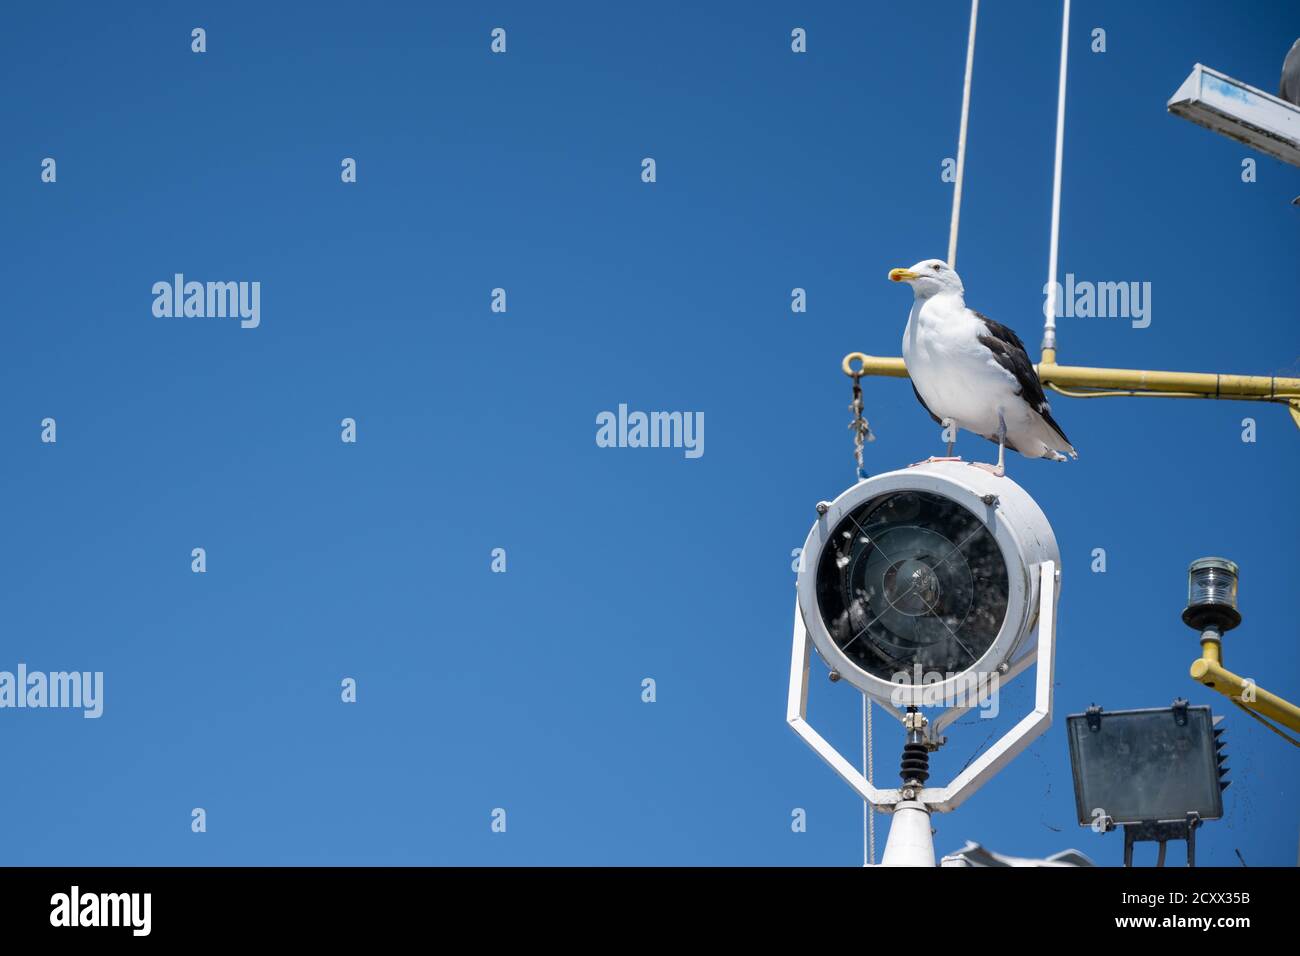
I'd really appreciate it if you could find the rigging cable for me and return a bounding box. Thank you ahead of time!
[1042,0,1072,356]
[863,694,875,864]
[947,0,980,269]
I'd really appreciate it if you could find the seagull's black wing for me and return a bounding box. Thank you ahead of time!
[911,381,943,425]
[973,311,1073,447]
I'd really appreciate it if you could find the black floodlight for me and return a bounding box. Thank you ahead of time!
[1066,702,1226,829]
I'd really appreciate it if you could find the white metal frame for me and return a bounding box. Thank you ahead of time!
[788,559,1058,814]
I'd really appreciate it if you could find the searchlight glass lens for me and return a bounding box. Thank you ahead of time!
[814,490,1008,683]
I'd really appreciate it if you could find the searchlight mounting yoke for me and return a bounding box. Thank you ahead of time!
[787,460,1061,866]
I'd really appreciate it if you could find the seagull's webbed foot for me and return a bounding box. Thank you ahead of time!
[967,461,1006,477]
[909,456,964,468]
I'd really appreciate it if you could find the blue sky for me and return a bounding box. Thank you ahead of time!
[1,1,1297,866]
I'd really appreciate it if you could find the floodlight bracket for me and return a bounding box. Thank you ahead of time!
[1086,704,1103,731]
[787,559,1058,815]
[1123,813,1202,868]
[1173,697,1189,726]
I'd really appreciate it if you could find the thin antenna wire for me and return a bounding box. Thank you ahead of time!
[1042,0,1071,355]
[1232,699,1300,748]
[946,0,979,269]
[863,694,875,865]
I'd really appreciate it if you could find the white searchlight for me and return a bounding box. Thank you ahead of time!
[787,460,1061,866]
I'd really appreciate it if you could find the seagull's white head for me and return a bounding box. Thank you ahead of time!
[888,259,965,300]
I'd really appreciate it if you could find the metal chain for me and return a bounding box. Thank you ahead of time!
[845,355,874,480]
[844,353,876,863]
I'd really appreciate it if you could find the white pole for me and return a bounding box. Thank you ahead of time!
[879,801,936,867]
[1042,0,1071,356]
[947,0,980,269]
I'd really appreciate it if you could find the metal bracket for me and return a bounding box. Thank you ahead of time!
[1122,812,1203,867]
[786,604,903,809]
[788,560,1058,813]
[1086,704,1103,732]
[1173,697,1189,727]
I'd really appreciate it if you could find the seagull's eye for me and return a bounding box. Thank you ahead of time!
[931,264,941,271]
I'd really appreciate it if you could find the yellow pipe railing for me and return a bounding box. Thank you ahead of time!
[841,353,1300,428]
[1189,658,1300,734]
[1188,628,1300,737]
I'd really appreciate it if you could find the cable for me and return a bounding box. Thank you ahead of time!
[1232,699,1300,748]
[1042,0,1071,355]
[1047,384,1224,400]
[1044,382,1300,402]
[947,0,979,269]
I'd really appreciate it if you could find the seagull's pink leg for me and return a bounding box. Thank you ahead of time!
[967,415,1007,477]
[908,418,964,467]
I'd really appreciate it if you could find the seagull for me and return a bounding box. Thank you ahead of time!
[888,258,1076,477]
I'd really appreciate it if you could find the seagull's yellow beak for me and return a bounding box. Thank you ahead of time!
[889,267,920,282]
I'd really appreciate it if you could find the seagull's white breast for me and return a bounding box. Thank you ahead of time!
[901,294,1020,437]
